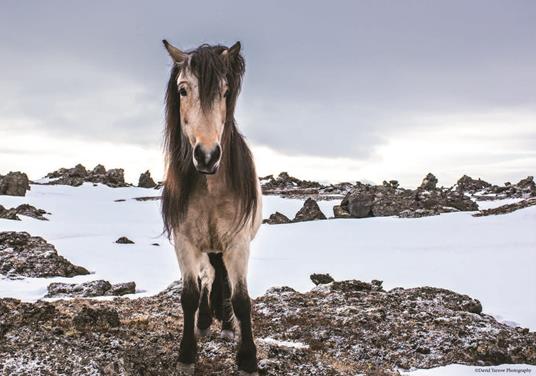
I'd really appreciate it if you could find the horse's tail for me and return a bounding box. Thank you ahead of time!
[208,253,233,328]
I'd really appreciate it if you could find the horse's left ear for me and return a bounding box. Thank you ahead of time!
[221,41,241,59]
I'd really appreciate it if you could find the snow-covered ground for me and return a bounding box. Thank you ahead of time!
[1,184,535,336]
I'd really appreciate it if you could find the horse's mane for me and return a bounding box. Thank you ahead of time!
[162,44,257,238]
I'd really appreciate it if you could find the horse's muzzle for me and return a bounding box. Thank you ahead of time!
[193,143,221,174]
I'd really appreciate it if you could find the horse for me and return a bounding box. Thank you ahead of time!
[161,40,262,375]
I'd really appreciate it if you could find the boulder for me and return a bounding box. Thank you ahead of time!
[419,173,438,191]
[456,175,491,193]
[0,232,89,278]
[263,212,291,225]
[310,273,334,285]
[0,204,49,221]
[138,170,157,188]
[332,205,351,218]
[46,280,136,298]
[0,172,30,196]
[115,237,134,244]
[293,198,326,222]
[0,205,20,220]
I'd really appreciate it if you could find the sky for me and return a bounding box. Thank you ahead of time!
[0,0,535,187]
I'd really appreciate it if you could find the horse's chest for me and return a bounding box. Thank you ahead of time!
[182,195,236,251]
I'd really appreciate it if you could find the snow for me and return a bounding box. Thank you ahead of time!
[1,184,535,335]
[258,337,309,349]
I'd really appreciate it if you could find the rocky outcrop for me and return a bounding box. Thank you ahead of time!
[260,172,353,199]
[138,170,157,188]
[0,278,534,375]
[310,273,334,285]
[44,164,129,188]
[456,175,492,194]
[293,198,327,222]
[0,204,49,221]
[473,198,536,217]
[336,175,478,219]
[0,232,89,278]
[419,172,438,191]
[457,175,536,200]
[46,280,136,298]
[0,172,30,196]
[263,212,291,225]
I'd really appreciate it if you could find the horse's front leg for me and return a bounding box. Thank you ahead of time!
[224,242,258,375]
[175,241,203,374]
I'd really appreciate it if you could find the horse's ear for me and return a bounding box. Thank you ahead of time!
[221,41,241,59]
[163,40,187,63]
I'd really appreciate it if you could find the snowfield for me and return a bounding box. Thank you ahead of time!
[0,184,535,332]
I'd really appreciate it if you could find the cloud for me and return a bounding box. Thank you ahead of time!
[0,0,535,185]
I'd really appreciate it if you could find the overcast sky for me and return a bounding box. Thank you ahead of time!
[1,0,535,187]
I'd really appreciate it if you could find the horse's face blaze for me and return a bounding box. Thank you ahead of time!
[178,68,227,174]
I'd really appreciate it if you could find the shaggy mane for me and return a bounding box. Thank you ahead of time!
[162,44,257,238]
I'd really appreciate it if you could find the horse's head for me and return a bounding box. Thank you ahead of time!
[163,40,243,175]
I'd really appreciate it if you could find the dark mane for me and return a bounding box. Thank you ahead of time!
[162,44,257,238]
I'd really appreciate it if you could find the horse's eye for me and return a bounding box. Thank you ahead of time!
[223,89,230,98]
[179,88,187,97]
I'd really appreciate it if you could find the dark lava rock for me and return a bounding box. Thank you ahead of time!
[473,198,536,217]
[0,172,30,196]
[115,237,134,244]
[138,170,157,188]
[332,204,351,218]
[456,175,492,194]
[263,211,291,225]
[419,173,438,191]
[260,172,351,199]
[310,273,334,285]
[293,198,327,222]
[0,279,534,375]
[468,176,536,200]
[0,205,19,220]
[44,164,129,188]
[339,175,478,219]
[46,280,136,298]
[0,232,90,278]
[0,204,49,221]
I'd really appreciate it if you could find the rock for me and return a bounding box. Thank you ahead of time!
[115,237,134,244]
[44,164,129,188]
[0,205,20,220]
[339,177,477,219]
[0,172,30,196]
[91,164,106,175]
[14,204,49,220]
[332,204,351,218]
[473,198,536,217]
[310,273,334,285]
[456,175,492,193]
[0,278,534,375]
[0,232,90,278]
[345,190,374,218]
[138,170,157,188]
[293,198,327,222]
[46,280,136,298]
[108,282,136,296]
[263,212,291,225]
[419,173,438,190]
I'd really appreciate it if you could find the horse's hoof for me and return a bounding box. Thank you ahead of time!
[196,327,211,338]
[177,362,195,375]
[221,329,235,341]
